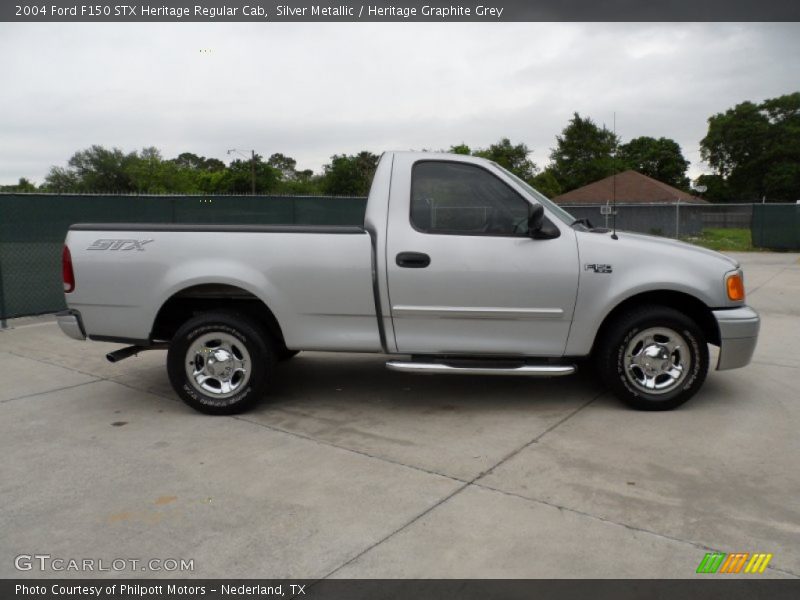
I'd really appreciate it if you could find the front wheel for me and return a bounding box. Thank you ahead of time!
[167,311,275,415]
[597,305,709,411]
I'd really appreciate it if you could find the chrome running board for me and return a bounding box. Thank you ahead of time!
[385,361,575,377]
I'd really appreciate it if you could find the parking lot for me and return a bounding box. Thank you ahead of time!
[1,252,798,579]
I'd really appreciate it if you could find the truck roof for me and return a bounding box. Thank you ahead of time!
[384,151,495,166]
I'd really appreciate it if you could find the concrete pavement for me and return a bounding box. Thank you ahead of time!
[0,252,798,579]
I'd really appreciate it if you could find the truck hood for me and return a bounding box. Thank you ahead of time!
[574,229,743,309]
[606,230,740,269]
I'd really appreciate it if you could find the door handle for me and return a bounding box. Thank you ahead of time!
[396,252,431,268]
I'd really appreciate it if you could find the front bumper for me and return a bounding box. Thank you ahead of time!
[713,306,760,370]
[56,309,87,341]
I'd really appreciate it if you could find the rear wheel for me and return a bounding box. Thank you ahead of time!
[167,311,274,415]
[597,305,709,411]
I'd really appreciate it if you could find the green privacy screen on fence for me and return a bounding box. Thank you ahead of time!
[0,194,367,319]
[2,195,799,320]
[752,203,800,250]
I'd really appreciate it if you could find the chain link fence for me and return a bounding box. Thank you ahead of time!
[562,203,757,238]
[0,193,366,321]
[1,195,797,321]
[752,203,800,250]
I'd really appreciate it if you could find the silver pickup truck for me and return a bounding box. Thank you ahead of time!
[58,152,759,414]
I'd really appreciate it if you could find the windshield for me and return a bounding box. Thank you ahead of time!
[499,167,575,225]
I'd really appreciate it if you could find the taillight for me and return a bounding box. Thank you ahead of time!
[62,245,75,293]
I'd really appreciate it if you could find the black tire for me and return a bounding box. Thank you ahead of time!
[167,311,275,415]
[597,305,709,411]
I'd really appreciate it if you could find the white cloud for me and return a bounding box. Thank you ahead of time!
[1,22,798,185]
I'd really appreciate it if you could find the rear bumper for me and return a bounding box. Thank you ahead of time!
[56,309,86,341]
[713,306,760,370]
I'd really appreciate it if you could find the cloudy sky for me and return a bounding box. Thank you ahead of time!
[1,22,798,185]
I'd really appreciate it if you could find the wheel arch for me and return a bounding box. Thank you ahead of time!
[150,283,286,346]
[591,290,720,356]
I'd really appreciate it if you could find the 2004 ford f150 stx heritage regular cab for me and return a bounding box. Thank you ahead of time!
[58,152,760,414]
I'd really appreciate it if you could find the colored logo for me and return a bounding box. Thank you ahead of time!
[696,552,773,574]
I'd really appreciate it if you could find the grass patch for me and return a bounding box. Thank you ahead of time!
[682,228,755,252]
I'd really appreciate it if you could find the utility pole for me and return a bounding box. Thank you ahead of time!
[251,150,256,195]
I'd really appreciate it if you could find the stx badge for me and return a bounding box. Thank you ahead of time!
[585,264,613,273]
[87,239,153,251]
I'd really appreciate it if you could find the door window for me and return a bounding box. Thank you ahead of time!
[410,161,532,236]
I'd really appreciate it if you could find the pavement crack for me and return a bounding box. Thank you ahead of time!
[0,378,102,404]
[475,391,603,482]
[5,350,179,403]
[6,349,106,380]
[316,394,604,579]
[231,415,468,483]
[748,264,793,296]
[320,481,472,580]
[472,481,799,579]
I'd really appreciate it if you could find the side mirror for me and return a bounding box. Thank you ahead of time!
[528,204,561,240]
[527,204,544,233]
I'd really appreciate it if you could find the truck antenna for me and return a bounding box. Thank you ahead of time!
[611,111,618,240]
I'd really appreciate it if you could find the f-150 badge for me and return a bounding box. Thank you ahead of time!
[87,239,153,251]
[585,263,613,273]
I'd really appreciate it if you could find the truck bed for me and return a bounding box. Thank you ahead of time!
[65,223,381,351]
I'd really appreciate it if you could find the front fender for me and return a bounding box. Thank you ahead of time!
[565,231,736,356]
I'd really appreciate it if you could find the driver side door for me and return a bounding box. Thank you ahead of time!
[385,158,579,356]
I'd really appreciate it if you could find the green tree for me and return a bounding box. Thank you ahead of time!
[41,167,79,192]
[322,151,379,195]
[530,169,562,198]
[618,136,690,190]
[41,146,302,194]
[700,92,800,201]
[267,153,298,180]
[165,152,226,193]
[267,153,325,194]
[44,145,139,192]
[474,138,538,182]
[172,152,205,171]
[219,154,280,194]
[121,147,206,194]
[0,177,37,192]
[693,174,729,203]
[448,143,472,155]
[277,168,324,195]
[127,146,167,192]
[171,152,225,173]
[550,113,620,193]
